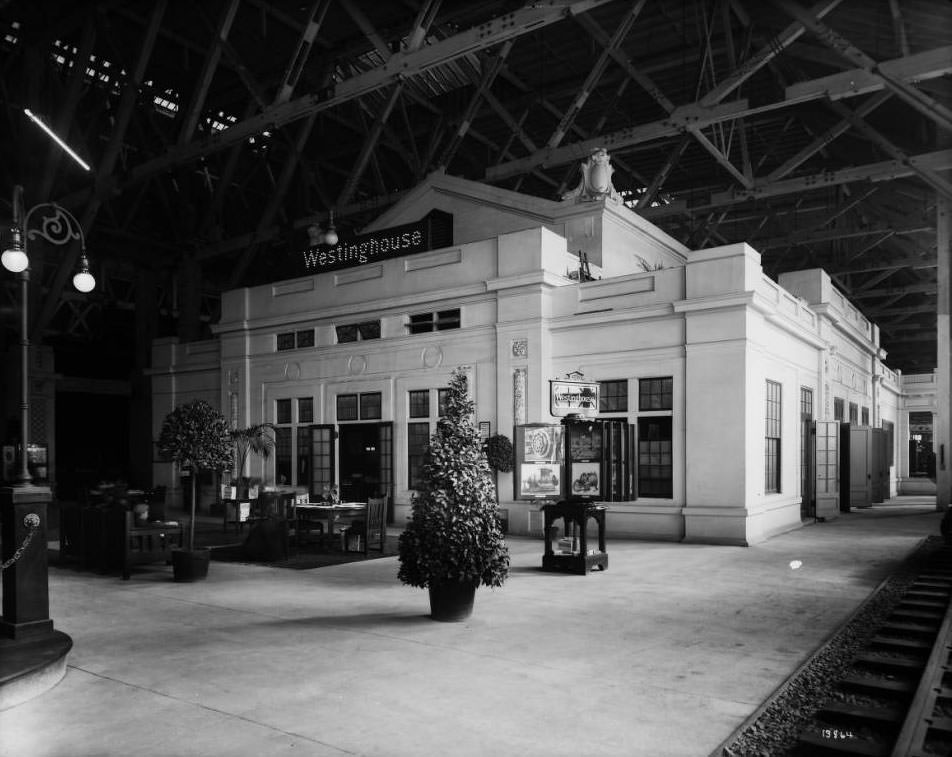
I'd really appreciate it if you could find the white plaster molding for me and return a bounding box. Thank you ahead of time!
[335,264,383,285]
[272,278,315,296]
[404,247,462,271]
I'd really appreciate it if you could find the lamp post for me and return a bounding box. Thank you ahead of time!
[2,184,95,485]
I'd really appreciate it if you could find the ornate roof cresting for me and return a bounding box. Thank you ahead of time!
[561,147,621,203]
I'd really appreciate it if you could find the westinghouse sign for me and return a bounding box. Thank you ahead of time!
[550,379,599,418]
[298,209,452,275]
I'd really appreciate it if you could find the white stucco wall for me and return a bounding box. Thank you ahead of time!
[149,173,917,544]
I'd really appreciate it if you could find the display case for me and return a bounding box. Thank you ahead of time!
[565,420,603,498]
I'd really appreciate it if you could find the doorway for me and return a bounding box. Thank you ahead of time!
[908,411,935,478]
[338,422,393,505]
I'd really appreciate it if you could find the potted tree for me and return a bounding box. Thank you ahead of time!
[157,399,232,581]
[229,423,275,499]
[398,368,509,621]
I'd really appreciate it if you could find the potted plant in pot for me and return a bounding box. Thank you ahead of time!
[229,423,275,499]
[157,399,232,582]
[398,367,509,621]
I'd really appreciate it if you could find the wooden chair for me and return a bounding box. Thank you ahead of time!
[343,496,387,554]
[146,485,167,521]
[221,485,251,533]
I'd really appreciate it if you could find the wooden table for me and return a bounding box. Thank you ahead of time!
[293,502,366,549]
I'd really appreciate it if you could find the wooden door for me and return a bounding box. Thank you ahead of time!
[871,428,886,503]
[849,425,873,509]
[802,419,815,519]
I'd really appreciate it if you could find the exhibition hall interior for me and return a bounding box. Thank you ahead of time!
[1,1,950,755]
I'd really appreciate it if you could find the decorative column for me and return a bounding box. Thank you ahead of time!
[1,484,53,639]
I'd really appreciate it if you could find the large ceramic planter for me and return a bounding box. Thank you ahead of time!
[171,547,210,582]
[428,582,478,622]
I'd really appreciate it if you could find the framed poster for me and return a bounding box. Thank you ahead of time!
[513,424,564,500]
[519,463,561,498]
[569,461,600,495]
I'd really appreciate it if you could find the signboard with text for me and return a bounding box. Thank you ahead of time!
[296,209,452,277]
[549,379,599,418]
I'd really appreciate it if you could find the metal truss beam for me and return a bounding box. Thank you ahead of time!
[104,0,615,194]
[639,149,952,219]
[770,0,952,133]
[485,43,950,182]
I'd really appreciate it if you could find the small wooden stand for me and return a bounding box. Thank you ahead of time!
[541,499,607,574]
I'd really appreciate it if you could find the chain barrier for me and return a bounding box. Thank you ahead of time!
[0,513,41,571]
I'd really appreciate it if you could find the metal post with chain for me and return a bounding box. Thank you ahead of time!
[0,513,41,571]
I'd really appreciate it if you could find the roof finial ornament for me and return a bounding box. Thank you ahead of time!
[561,147,621,203]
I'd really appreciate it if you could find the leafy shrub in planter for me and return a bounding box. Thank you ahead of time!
[484,433,514,473]
[157,399,232,550]
[398,368,510,589]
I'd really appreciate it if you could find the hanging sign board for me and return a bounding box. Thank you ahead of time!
[295,209,453,277]
[549,379,599,419]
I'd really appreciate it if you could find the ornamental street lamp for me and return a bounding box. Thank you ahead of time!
[2,184,96,485]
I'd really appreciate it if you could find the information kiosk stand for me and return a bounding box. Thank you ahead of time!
[541,498,607,574]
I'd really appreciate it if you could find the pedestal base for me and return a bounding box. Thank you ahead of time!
[0,629,72,711]
[542,551,608,575]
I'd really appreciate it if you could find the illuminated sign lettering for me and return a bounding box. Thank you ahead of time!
[297,209,452,276]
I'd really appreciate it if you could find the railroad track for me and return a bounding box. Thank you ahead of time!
[794,542,952,757]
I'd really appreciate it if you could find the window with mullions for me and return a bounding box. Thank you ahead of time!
[438,388,451,416]
[276,398,292,425]
[298,397,313,424]
[408,308,460,334]
[849,402,858,424]
[275,427,292,485]
[861,407,869,426]
[765,380,782,493]
[337,394,358,421]
[274,398,312,487]
[599,380,628,413]
[409,390,429,418]
[337,393,381,421]
[639,377,673,411]
[800,387,813,421]
[360,392,382,420]
[637,416,672,497]
[833,397,845,421]
[336,320,380,343]
[407,422,430,489]
[277,329,314,350]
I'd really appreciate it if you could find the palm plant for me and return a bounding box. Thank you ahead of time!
[230,423,275,495]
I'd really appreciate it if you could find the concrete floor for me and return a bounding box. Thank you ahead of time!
[0,496,942,757]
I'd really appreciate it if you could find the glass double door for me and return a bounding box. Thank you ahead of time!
[310,422,392,516]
